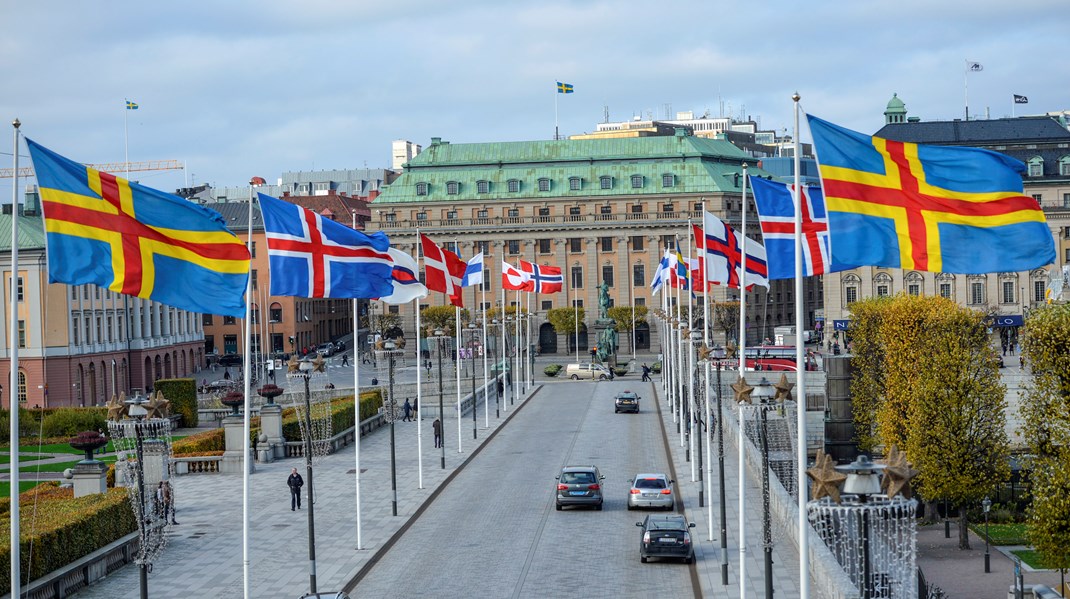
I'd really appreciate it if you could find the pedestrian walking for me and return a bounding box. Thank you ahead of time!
[433,418,442,448]
[223,368,231,380]
[287,467,304,510]
[496,378,504,399]
[425,360,432,376]
[402,398,413,422]
[157,480,178,524]
[641,363,651,382]
[341,353,349,367]
[413,396,419,419]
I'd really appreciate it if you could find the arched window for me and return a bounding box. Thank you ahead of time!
[905,271,924,296]
[270,302,283,323]
[874,272,893,297]
[1027,156,1044,177]
[842,273,861,305]
[17,370,27,405]
[1059,155,1070,177]
[936,273,955,300]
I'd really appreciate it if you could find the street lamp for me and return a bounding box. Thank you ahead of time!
[836,455,888,599]
[982,496,992,573]
[376,340,401,517]
[292,360,320,594]
[712,344,729,585]
[467,322,479,440]
[432,328,448,469]
[491,318,501,419]
[690,329,705,506]
[751,376,777,599]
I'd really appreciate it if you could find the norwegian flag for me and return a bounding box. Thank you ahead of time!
[501,261,531,290]
[750,176,830,278]
[420,234,466,307]
[519,260,563,293]
[259,193,393,298]
[693,210,769,290]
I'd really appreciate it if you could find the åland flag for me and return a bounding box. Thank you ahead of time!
[807,115,1055,273]
[27,139,250,316]
[259,193,393,298]
[750,176,831,279]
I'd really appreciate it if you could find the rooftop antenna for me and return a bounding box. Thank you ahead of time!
[604,105,609,123]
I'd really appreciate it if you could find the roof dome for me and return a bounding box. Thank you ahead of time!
[886,93,906,111]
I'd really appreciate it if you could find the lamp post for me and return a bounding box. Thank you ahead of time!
[467,323,478,440]
[432,328,447,469]
[836,455,887,599]
[378,340,400,517]
[713,345,729,585]
[691,329,705,505]
[752,376,777,599]
[293,359,320,594]
[125,393,152,599]
[982,497,992,573]
[491,319,500,419]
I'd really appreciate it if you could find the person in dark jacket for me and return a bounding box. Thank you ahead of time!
[287,467,304,510]
[433,418,443,448]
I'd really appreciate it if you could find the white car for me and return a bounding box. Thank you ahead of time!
[564,363,613,380]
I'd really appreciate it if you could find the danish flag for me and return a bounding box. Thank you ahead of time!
[420,234,466,307]
[519,260,563,293]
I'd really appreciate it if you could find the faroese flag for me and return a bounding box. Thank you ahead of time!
[807,115,1055,274]
[27,139,251,316]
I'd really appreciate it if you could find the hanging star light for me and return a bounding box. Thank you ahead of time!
[807,449,848,503]
[697,343,712,362]
[731,376,754,404]
[882,445,920,499]
[311,354,327,373]
[774,373,795,402]
[287,355,301,373]
[107,393,128,421]
[145,391,170,419]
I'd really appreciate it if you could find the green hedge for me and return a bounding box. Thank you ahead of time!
[154,378,197,427]
[0,483,136,594]
[171,428,225,456]
[281,390,382,442]
[0,407,110,443]
[544,364,562,377]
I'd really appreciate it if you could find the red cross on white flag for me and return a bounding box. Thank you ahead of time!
[420,234,466,307]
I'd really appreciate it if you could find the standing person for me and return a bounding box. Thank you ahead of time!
[287,467,304,511]
[496,378,504,400]
[641,363,651,382]
[413,396,419,420]
[223,368,231,380]
[432,418,442,448]
[402,398,413,422]
[163,480,178,524]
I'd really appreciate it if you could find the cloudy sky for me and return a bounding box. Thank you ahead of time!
[2,0,1067,197]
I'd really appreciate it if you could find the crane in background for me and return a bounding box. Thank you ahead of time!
[0,159,183,179]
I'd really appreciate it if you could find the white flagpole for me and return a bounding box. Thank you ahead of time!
[9,119,22,599]
[501,284,509,412]
[525,291,532,391]
[675,239,684,449]
[481,281,489,427]
[455,306,462,453]
[354,299,365,548]
[737,162,750,599]
[793,93,810,599]
[630,262,636,363]
[414,297,423,489]
[242,183,255,599]
[688,224,696,483]
[702,201,714,542]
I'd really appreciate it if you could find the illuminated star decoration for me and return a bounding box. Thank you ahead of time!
[880,445,920,499]
[807,449,848,503]
[774,373,795,402]
[697,343,712,362]
[287,355,301,373]
[145,391,170,419]
[731,376,754,405]
[106,393,128,421]
[311,354,327,373]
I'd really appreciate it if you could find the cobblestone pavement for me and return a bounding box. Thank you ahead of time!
[352,379,695,598]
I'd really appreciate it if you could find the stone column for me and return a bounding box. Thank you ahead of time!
[259,403,284,461]
[221,415,254,474]
[71,460,108,497]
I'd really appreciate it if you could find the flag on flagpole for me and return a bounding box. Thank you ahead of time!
[519,260,564,293]
[259,193,393,298]
[806,114,1055,273]
[501,261,530,290]
[556,81,574,94]
[27,138,250,316]
[125,100,139,110]
[650,249,671,295]
[751,176,830,279]
[1013,94,1028,104]
[694,210,769,290]
[380,248,428,304]
[967,61,983,72]
[421,234,466,307]
[462,252,484,287]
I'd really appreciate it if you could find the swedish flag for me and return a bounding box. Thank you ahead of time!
[125,100,139,110]
[556,81,574,94]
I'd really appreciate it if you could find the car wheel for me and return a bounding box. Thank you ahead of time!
[595,502,603,511]
[685,555,694,564]
[626,504,633,511]
[556,503,562,511]
[571,375,579,380]
[640,556,648,563]
[614,409,619,413]
[599,375,607,380]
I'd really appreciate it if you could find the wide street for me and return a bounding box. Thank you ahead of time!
[351,379,697,598]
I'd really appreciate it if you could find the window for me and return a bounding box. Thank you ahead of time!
[631,236,644,251]
[446,181,460,195]
[508,240,520,255]
[569,177,582,191]
[539,239,551,254]
[1033,194,1043,204]
[251,241,256,258]
[73,316,80,345]
[600,176,613,189]
[388,305,399,314]
[633,264,645,287]
[877,285,889,297]
[118,317,124,341]
[416,212,428,221]
[1063,193,1070,208]
[446,210,458,220]
[1002,281,1015,303]
[1066,247,1070,263]
[569,206,581,216]
[602,266,614,287]
[202,314,214,326]
[1027,156,1043,177]
[11,276,22,302]
[96,316,102,342]
[569,238,582,252]
[538,178,551,192]
[251,269,258,291]
[1061,156,1070,176]
[542,300,552,310]
[571,266,583,288]
[908,284,919,296]
[662,235,675,250]
[661,174,676,188]
[224,315,237,325]
[970,282,984,304]
[508,179,521,193]
[84,286,89,300]
[631,204,642,213]
[600,205,612,215]
[475,240,489,254]
[635,297,645,307]
[845,286,858,304]
[477,209,489,219]
[1035,280,1047,302]
[416,182,429,196]
[384,213,396,222]
[600,237,613,252]
[17,371,26,404]
[631,175,644,188]
[662,203,674,213]
[476,180,490,194]
[107,314,114,342]
[507,208,519,218]
[445,241,458,254]
[18,319,25,348]
[538,207,550,217]
[72,286,78,300]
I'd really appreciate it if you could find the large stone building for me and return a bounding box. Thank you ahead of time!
[821,96,1070,345]
[0,198,204,409]
[370,130,824,354]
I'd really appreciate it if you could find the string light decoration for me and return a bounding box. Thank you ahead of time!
[285,361,334,458]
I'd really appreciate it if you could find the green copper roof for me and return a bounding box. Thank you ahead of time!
[885,93,906,112]
[376,134,762,203]
[0,213,47,251]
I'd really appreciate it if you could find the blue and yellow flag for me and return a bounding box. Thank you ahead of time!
[807,115,1054,274]
[125,100,138,110]
[556,81,574,94]
[27,139,250,316]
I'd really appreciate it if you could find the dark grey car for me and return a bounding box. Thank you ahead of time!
[614,391,640,413]
[636,514,696,563]
[555,466,604,510]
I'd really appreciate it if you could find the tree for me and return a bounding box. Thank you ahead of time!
[420,306,470,336]
[485,306,527,335]
[361,312,401,340]
[546,306,585,335]
[710,301,740,348]
[607,304,648,353]
[1021,303,1070,572]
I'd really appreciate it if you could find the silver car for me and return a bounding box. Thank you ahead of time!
[555,466,605,510]
[627,473,675,510]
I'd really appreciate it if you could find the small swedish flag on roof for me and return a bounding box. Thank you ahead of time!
[125,100,139,110]
[556,81,574,94]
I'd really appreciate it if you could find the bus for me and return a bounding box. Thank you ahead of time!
[741,345,818,371]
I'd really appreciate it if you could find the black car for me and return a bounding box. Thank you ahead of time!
[614,391,640,413]
[636,514,696,563]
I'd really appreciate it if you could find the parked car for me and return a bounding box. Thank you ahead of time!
[627,473,674,510]
[316,343,334,357]
[614,391,640,413]
[555,465,604,510]
[636,514,695,563]
[218,353,243,367]
[202,379,240,393]
[565,363,612,380]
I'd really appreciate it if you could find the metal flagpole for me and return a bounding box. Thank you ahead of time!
[675,239,684,448]
[630,261,636,363]
[455,306,462,453]
[793,93,810,599]
[414,297,424,489]
[688,224,696,481]
[737,162,751,599]
[514,274,520,403]
[242,182,256,599]
[355,299,365,548]
[526,291,532,391]
[482,281,489,428]
[701,202,714,541]
[9,119,22,599]
[501,284,509,412]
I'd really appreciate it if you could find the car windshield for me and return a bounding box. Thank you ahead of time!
[561,471,595,484]
[647,517,687,531]
[618,393,637,399]
[634,478,666,490]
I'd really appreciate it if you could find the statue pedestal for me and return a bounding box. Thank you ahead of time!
[222,415,254,474]
[259,403,285,460]
[592,320,619,368]
[71,460,108,497]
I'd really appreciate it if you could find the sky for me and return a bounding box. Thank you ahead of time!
[2,0,1068,199]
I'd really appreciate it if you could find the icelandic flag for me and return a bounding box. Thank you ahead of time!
[650,249,671,295]
[259,193,393,298]
[462,252,485,287]
[380,248,428,304]
[695,210,769,290]
[519,260,563,293]
[751,177,830,279]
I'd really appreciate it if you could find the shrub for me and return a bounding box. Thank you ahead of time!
[0,483,136,594]
[154,378,197,427]
[544,364,563,377]
[40,408,107,438]
[0,408,46,443]
[171,428,225,456]
[281,390,382,442]
[651,362,662,373]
